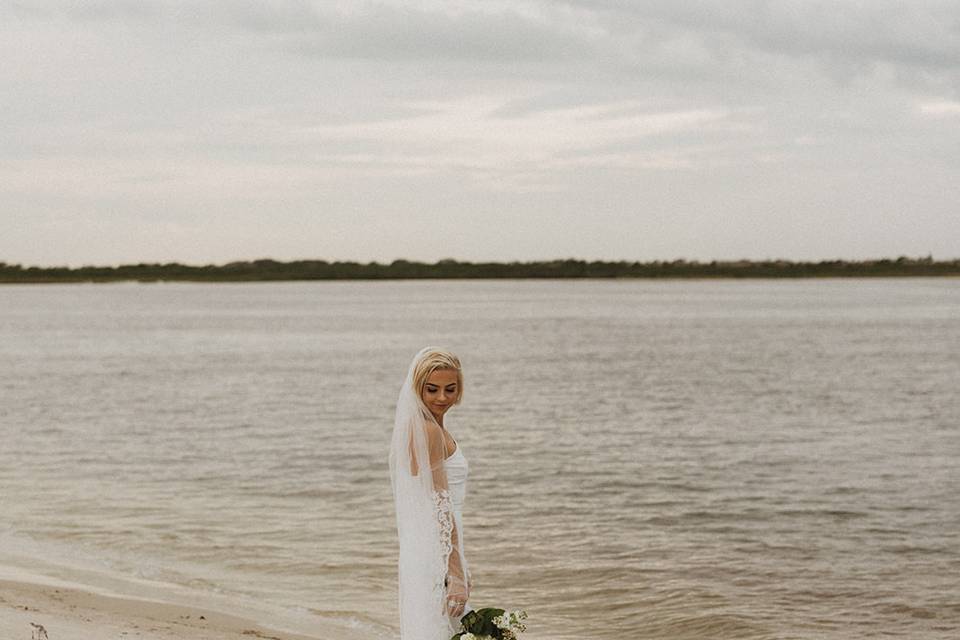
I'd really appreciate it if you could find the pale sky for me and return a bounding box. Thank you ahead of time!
[3,0,959,266]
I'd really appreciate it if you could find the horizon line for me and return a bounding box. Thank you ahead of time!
[3,254,957,270]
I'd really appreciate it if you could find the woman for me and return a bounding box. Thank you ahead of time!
[389,347,473,639]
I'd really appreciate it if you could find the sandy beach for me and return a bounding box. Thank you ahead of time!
[0,577,328,640]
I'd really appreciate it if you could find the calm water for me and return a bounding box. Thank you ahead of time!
[1,279,958,639]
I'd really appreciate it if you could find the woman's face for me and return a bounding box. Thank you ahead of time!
[421,368,460,423]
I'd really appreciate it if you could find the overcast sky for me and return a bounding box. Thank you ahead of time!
[3,0,959,266]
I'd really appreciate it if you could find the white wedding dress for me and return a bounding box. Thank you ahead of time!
[390,349,476,640]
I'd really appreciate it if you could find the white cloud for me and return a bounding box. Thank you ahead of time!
[1,0,959,264]
[918,100,960,116]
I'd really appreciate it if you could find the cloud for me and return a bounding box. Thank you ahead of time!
[2,0,959,264]
[1,0,161,22]
[569,1,960,68]
[918,100,960,116]
[295,94,744,180]
[193,0,615,88]
[10,1,959,89]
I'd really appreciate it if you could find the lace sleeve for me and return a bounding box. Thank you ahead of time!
[432,488,455,560]
[428,426,468,613]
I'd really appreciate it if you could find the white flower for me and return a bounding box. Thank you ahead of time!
[461,634,476,640]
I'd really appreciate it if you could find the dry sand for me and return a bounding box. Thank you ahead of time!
[0,578,327,640]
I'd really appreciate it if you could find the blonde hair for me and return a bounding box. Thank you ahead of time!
[412,347,464,406]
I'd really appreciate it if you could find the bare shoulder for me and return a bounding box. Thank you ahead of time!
[423,421,455,463]
[423,419,443,440]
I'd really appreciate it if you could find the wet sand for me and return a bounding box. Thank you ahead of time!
[0,578,325,640]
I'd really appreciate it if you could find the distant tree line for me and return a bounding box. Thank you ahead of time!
[0,256,958,283]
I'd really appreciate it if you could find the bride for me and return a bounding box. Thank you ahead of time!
[389,347,473,639]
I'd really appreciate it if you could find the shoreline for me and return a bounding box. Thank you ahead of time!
[1,274,959,285]
[3,257,959,283]
[0,557,383,640]
[0,577,324,640]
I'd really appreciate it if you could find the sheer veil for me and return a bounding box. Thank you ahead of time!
[389,347,467,640]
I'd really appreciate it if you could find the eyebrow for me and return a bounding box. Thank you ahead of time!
[425,383,458,388]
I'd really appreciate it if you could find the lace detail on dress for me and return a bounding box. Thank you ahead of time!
[432,488,455,561]
[431,486,456,615]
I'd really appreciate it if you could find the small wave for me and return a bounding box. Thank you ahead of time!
[875,602,940,620]
[307,609,396,639]
[633,611,773,639]
[774,508,870,520]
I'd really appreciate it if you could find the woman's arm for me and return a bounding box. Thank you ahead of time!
[427,423,468,618]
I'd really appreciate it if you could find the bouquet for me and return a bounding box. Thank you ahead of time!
[451,607,528,640]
